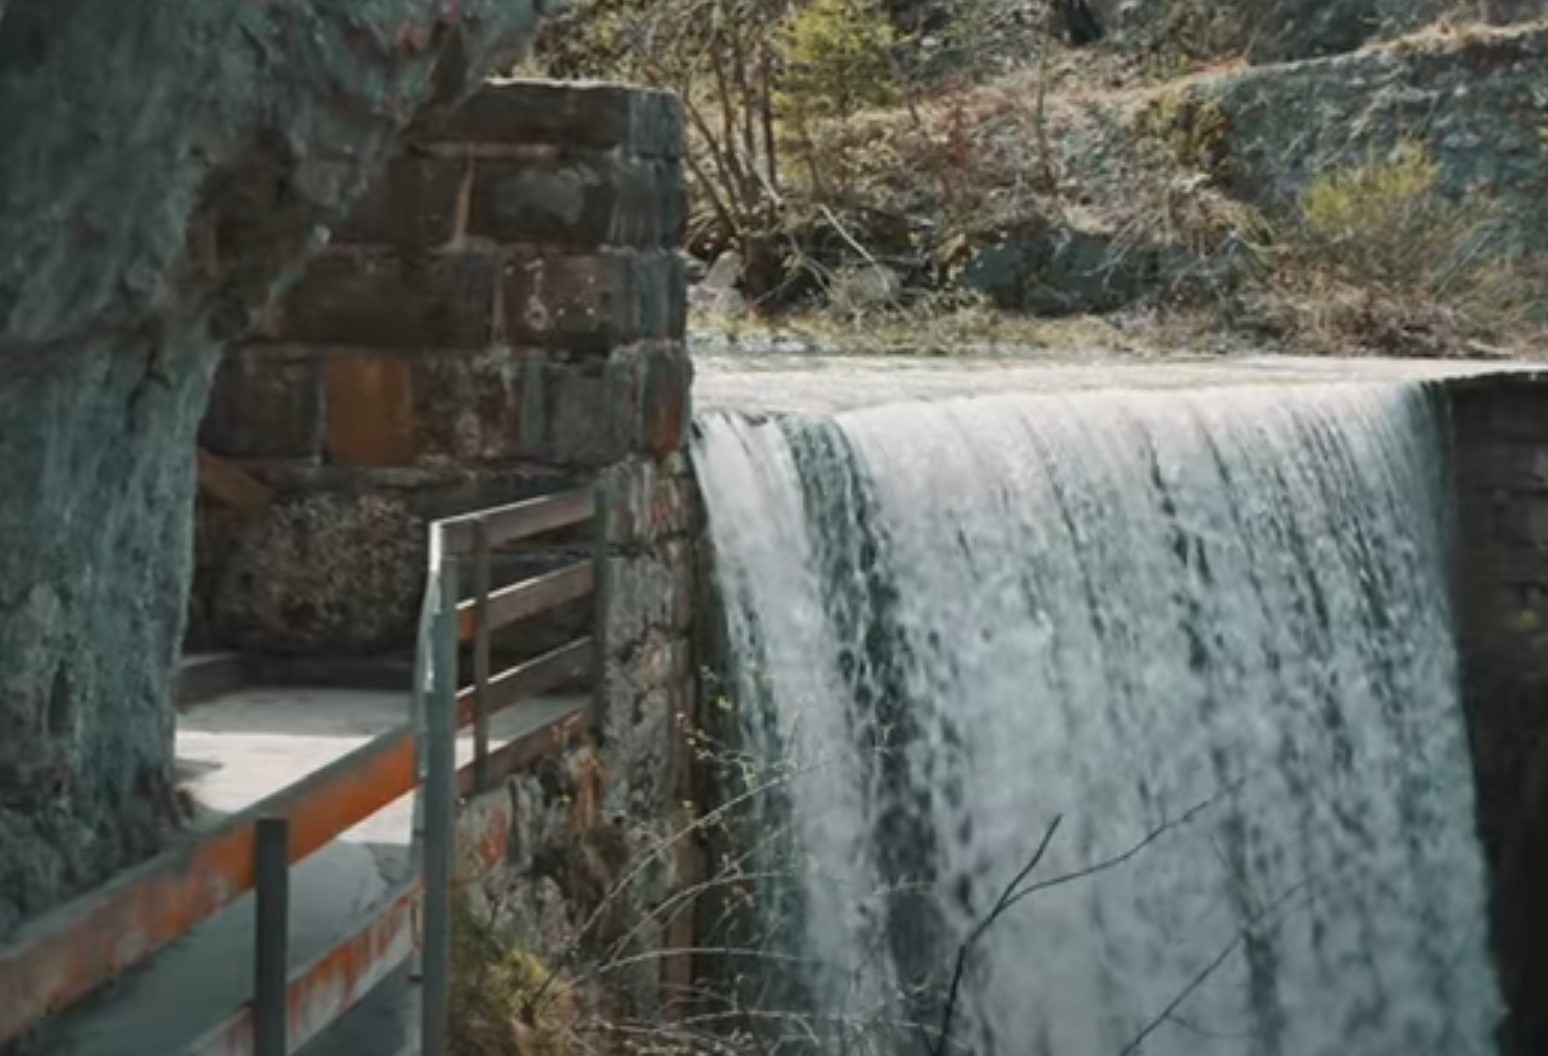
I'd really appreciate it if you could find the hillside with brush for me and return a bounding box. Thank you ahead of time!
[528,0,1548,357]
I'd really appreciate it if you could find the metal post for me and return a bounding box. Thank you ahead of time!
[591,480,610,729]
[420,553,459,1056]
[407,572,437,989]
[472,520,492,794]
[254,816,290,1056]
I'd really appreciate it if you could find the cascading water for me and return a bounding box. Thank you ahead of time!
[692,382,1501,1056]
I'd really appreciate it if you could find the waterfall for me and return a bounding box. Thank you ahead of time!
[691,383,1501,1056]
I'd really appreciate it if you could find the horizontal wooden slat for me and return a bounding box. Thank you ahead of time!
[457,699,590,797]
[196,450,273,519]
[456,561,594,641]
[455,638,595,728]
[438,488,595,554]
[186,881,420,1056]
[0,726,417,1046]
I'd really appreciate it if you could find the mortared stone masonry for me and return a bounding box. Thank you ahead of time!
[195,79,690,657]
[1445,372,1548,1056]
[193,77,699,1015]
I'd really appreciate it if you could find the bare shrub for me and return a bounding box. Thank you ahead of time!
[1261,140,1546,353]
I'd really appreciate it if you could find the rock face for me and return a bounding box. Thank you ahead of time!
[1115,0,1545,63]
[1181,23,1548,244]
[0,0,545,936]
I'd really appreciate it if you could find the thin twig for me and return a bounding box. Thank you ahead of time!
[1116,873,1316,1056]
[1001,785,1239,914]
[930,814,1063,1056]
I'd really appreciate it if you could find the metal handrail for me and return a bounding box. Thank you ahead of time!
[0,484,606,1056]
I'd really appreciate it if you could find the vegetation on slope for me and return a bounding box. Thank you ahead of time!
[528,0,1548,357]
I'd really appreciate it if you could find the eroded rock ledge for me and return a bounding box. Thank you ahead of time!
[0,0,547,937]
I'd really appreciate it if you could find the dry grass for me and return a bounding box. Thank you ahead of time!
[450,891,583,1056]
[657,4,1548,359]
[1249,140,1548,357]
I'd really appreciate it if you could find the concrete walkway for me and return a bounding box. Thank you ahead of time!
[41,677,584,1056]
[49,686,420,1056]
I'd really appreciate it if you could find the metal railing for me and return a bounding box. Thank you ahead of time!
[0,485,604,1056]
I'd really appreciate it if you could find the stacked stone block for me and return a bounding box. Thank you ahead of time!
[1445,371,1548,1056]
[196,79,689,656]
[195,78,698,1012]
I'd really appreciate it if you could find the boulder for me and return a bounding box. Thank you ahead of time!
[958,218,1188,315]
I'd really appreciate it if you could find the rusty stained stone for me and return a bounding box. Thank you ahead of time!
[639,342,693,457]
[279,249,497,349]
[325,353,418,467]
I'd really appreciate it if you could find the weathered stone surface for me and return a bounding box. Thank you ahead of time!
[470,156,684,250]
[0,342,203,938]
[325,352,419,467]
[1496,497,1548,548]
[1454,444,1548,493]
[0,0,544,935]
[960,219,1188,315]
[603,456,696,548]
[406,348,534,462]
[275,250,499,349]
[201,347,324,459]
[639,341,693,456]
[604,543,695,657]
[429,79,684,159]
[334,155,468,248]
[212,491,426,654]
[1113,0,1540,64]
[504,252,639,352]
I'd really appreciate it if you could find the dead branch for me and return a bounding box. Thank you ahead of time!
[929,814,1064,1056]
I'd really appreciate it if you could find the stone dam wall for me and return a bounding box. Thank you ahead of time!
[1444,372,1548,1056]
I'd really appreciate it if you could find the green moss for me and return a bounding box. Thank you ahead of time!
[1301,141,1439,243]
[1134,89,1235,179]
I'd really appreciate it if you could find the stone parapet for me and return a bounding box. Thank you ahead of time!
[195,78,690,655]
[1442,371,1548,1056]
[191,74,698,1022]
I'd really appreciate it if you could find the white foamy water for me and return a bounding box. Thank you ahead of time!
[693,382,1500,1056]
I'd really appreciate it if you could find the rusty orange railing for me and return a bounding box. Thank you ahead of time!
[0,485,606,1056]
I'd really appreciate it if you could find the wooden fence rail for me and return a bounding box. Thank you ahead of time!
[0,485,605,1056]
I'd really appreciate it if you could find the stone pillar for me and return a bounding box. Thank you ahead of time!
[196,78,698,1012]
[197,80,689,659]
[1446,372,1548,1056]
